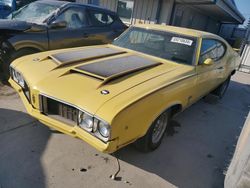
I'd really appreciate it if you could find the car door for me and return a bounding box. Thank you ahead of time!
[196,38,224,97]
[47,6,92,50]
[214,40,227,83]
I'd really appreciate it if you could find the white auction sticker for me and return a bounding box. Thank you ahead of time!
[171,37,193,46]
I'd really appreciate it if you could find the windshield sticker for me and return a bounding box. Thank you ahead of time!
[171,37,193,46]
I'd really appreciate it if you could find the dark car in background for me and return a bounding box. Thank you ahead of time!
[0,0,127,79]
[0,0,16,18]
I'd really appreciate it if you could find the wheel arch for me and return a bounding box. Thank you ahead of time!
[141,102,183,137]
[133,102,183,152]
[14,42,45,52]
[14,47,41,54]
[109,99,184,148]
[151,102,183,123]
[138,102,183,136]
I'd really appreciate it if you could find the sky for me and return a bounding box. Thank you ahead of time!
[235,0,250,27]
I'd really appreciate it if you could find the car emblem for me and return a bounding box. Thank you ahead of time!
[101,90,110,95]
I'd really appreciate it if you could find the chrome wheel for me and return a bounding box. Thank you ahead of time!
[152,113,168,144]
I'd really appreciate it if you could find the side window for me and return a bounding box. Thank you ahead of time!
[55,7,88,29]
[117,0,134,24]
[199,39,226,64]
[199,39,217,63]
[216,41,226,59]
[88,9,114,26]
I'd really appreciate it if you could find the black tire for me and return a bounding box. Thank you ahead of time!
[212,76,231,99]
[135,110,170,152]
[2,48,38,81]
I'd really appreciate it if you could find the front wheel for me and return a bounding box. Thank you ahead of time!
[212,76,231,99]
[135,110,170,152]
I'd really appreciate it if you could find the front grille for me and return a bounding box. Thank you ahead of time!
[40,95,79,126]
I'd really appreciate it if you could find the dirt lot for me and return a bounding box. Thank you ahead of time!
[0,72,249,188]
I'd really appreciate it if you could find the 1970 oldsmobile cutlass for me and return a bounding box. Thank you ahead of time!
[9,24,240,153]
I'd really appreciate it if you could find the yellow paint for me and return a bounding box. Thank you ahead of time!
[9,25,240,153]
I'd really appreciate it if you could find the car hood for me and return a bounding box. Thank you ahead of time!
[0,19,32,31]
[12,44,195,116]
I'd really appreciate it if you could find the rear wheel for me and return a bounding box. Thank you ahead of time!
[135,110,170,152]
[2,48,39,81]
[212,76,231,99]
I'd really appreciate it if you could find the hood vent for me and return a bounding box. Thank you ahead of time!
[75,55,162,86]
[69,69,105,81]
[45,47,126,68]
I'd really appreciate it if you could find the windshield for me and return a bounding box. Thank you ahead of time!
[11,1,60,24]
[113,27,197,65]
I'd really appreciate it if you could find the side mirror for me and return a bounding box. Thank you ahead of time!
[49,20,67,29]
[203,58,214,66]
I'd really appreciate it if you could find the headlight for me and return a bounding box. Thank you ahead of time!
[10,67,25,88]
[77,110,111,142]
[78,111,93,132]
[94,118,111,142]
[10,66,30,101]
[98,121,110,138]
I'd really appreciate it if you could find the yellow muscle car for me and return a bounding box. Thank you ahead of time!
[9,24,240,153]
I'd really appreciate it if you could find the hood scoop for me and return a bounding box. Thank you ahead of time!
[74,55,162,87]
[44,47,126,68]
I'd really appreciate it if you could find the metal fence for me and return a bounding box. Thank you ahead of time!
[239,43,250,74]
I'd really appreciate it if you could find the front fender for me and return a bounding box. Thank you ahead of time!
[96,72,196,150]
[8,31,48,52]
[110,96,183,149]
